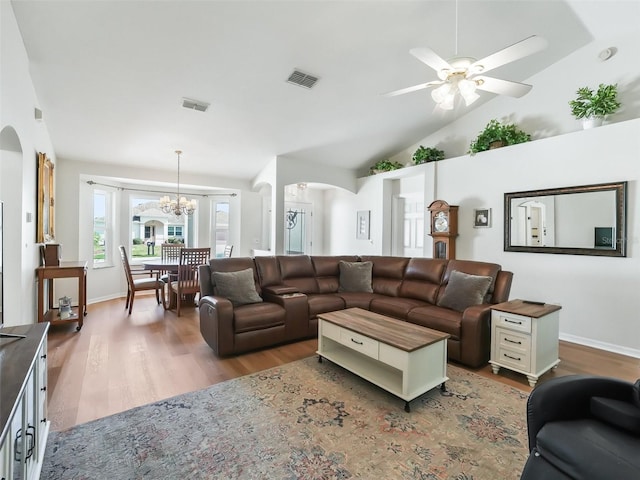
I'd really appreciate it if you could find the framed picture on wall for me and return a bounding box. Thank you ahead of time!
[37,152,55,243]
[473,208,491,228]
[356,210,370,240]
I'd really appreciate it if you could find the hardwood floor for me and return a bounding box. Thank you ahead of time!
[47,294,640,432]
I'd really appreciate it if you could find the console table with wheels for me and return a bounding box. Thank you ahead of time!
[36,260,87,330]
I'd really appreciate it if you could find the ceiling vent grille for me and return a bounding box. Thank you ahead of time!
[286,70,319,89]
[182,98,210,112]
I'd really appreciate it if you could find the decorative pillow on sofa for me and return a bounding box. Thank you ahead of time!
[338,261,373,293]
[212,268,263,307]
[437,270,493,312]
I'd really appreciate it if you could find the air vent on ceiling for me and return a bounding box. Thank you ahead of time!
[286,70,319,89]
[182,98,210,112]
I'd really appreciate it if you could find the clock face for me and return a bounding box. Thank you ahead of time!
[434,211,449,232]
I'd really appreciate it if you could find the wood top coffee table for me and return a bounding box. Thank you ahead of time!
[317,308,450,412]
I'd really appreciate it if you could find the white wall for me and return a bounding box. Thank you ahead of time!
[0,2,56,326]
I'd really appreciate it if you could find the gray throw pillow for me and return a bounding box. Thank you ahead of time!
[437,270,493,312]
[212,268,262,307]
[338,261,373,293]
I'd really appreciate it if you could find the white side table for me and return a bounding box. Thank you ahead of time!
[490,299,561,387]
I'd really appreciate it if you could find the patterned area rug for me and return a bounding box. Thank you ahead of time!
[42,357,529,479]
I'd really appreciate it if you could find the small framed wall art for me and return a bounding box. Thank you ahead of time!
[356,210,370,240]
[473,208,491,228]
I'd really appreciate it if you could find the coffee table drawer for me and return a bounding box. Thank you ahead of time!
[321,320,342,342]
[339,328,379,360]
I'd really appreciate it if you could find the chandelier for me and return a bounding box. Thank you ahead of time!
[159,150,196,216]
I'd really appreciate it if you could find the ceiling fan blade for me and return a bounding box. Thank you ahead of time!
[475,76,533,98]
[469,35,548,75]
[383,81,443,97]
[409,47,452,74]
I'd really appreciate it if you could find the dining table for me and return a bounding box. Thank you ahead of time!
[141,259,191,310]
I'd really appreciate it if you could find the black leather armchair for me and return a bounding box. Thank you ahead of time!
[521,375,640,479]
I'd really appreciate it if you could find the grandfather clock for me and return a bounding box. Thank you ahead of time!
[428,200,458,259]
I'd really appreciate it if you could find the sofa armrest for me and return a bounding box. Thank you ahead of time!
[458,303,493,368]
[198,264,214,297]
[526,375,634,450]
[198,295,235,356]
[262,285,300,296]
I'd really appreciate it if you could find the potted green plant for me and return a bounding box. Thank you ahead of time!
[369,159,404,175]
[412,146,445,165]
[569,83,621,129]
[468,119,531,155]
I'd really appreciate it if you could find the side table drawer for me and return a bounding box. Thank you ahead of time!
[339,329,379,360]
[496,345,531,372]
[496,328,530,355]
[495,312,531,333]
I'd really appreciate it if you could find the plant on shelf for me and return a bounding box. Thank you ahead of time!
[468,119,531,155]
[369,159,404,175]
[569,83,621,129]
[412,146,445,165]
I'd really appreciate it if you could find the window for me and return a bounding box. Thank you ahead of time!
[93,190,112,267]
[167,226,183,237]
[212,200,230,257]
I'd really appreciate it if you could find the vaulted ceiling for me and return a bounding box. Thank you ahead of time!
[10,1,637,179]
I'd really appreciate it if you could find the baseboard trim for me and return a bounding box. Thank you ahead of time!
[560,333,640,359]
[87,293,124,305]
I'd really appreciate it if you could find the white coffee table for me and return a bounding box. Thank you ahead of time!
[317,308,450,412]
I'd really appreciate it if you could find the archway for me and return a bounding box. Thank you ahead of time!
[0,125,24,326]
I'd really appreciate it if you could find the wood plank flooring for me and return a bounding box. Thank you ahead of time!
[47,294,640,432]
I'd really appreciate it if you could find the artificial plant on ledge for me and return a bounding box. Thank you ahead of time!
[369,159,404,175]
[412,146,445,164]
[468,119,531,155]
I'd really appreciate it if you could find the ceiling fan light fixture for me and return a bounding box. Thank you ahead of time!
[439,93,456,110]
[431,83,452,103]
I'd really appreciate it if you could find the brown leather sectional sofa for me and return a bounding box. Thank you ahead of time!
[198,255,513,368]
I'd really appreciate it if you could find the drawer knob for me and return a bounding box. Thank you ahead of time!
[350,338,363,345]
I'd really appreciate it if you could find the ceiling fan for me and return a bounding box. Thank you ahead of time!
[384,0,547,110]
[385,35,548,110]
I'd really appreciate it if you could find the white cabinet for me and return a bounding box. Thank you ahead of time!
[490,300,561,387]
[0,323,49,480]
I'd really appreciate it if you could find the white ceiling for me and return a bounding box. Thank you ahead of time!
[9,1,636,180]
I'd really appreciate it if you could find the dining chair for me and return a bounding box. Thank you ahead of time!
[119,245,166,314]
[223,245,233,258]
[159,243,184,280]
[169,247,211,316]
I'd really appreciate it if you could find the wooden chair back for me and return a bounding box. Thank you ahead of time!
[119,245,134,288]
[170,247,211,316]
[161,243,184,261]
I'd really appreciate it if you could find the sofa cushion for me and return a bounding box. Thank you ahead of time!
[212,268,263,307]
[591,396,640,435]
[437,270,492,312]
[407,305,462,340]
[278,256,319,294]
[338,261,373,293]
[536,419,640,479]
[399,258,447,303]
[361,256,409,297]
[307,294,345,318]
[233,302,286,334]
[312,256,358,293]
[370,297,429,320]
[336,292,381,310]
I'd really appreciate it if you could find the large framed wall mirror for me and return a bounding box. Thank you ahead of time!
[504,181,627,257]
[37,152,55,243]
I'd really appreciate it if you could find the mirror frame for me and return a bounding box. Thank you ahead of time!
[37,152,55,243]
[504,181,627,257]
